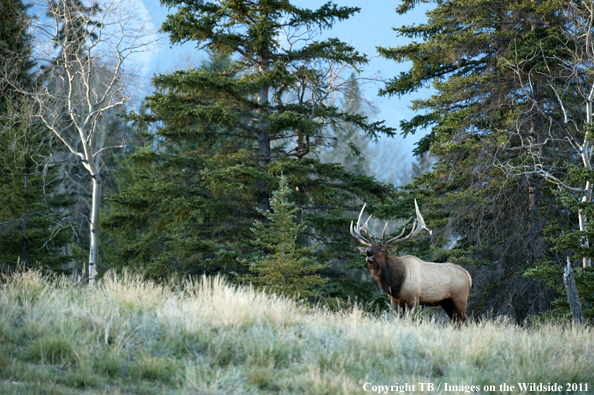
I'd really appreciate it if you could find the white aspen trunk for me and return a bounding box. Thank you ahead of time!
[579,189,592,268]
[21,173,28,270]
[580,100,593,268]
[88,176,101,283]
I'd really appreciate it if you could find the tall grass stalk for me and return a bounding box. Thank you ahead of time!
[0,270,592,394]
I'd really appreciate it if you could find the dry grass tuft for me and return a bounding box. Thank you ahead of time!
[0,270,592,394]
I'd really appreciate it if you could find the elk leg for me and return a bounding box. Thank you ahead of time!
[406,299,419,320]
[452,298,467,323]
[439,299,456,320]
[390,297,408,317]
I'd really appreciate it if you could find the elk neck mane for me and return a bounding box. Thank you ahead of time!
[375,255,406,298]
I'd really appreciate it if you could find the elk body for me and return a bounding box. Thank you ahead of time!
[350,201,472,321]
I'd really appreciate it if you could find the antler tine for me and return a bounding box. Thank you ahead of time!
[384,199,432,246]
[363,214,372,230]
[412,199,432,236]
[357,204,366,228]
[350,221,371,246]
[362,214,374,244]
[385,221,417,245]
[350,205,373,246]
[385,225,408,245]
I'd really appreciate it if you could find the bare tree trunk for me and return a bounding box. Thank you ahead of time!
[21,172,28,270]
[564,258,585,324]
[88,176,101,283]
[579,100,593,268]
[578,190,592,268]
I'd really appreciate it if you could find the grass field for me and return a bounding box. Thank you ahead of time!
[0,270,592,394]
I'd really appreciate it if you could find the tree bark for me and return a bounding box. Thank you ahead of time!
[564,258,584,324]
[21,172,28,270]
[579,100,593,268]
[88,175,101,284]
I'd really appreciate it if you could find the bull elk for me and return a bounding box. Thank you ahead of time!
[350,200,472,321]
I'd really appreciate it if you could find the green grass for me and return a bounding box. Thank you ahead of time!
[0,270,592,394]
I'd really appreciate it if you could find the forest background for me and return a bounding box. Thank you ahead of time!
[2,0,594,324]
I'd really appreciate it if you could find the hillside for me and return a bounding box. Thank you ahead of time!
[0,271,592,394]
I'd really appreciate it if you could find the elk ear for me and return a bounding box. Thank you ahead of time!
[357,246,367,255]
[387,246,400,255]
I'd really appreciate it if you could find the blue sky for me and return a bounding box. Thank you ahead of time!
[137,0,434,175]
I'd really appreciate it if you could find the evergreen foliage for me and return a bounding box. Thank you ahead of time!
[491,1,594,321]
[104,1,396,303]
[0,0,35,91]
[318,73,371,175]
[239,174,326,298]
[379,0,568,318]
[524,169,594,320]
[0,101,75,271]
[0,0,74,271]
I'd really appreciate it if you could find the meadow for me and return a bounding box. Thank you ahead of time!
[0,270,592,394]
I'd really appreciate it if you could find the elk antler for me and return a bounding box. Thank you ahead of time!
[383,199,432,246]
[350,204,374,246]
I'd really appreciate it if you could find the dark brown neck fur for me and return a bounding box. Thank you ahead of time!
[371,256,406,298]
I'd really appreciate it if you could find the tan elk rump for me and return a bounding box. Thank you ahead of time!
[350,201,472,321]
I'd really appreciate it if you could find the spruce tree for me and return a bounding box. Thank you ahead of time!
[378,0,567,318]
[240,174,326,298]
[105,1,395,302]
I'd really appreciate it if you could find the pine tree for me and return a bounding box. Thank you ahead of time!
[240,174,326,298]
[105,1,395,303]
[378,0,567,319]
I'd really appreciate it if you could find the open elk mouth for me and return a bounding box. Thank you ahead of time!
[366,256,374,263]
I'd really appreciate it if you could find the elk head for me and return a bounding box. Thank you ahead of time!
[350,200,432,270]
